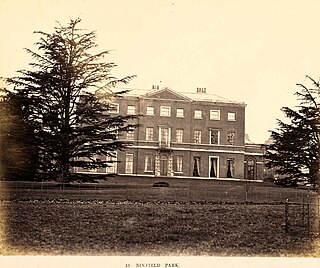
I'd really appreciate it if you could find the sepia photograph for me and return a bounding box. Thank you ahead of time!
[0,0,319,267]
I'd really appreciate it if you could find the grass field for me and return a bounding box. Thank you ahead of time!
[0,177,319,256]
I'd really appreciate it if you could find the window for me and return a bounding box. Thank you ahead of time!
[175,156,183,172]
[194,110,202,119]
[127,105,136,115]
[228,112,236,121]
[145,127,154,141]
[109,103,119,114]
[194,130,202,143]
[106,154,117,174]
[227,132,235,145]
[176,129,184,143]
[160,106,171,117]
[193,157,201,176]
[146,106,154,116]
[210,110,220,120]
[176,108,184,118]
[159,127,170,146]
[125,153,134,174]
[126,129,134,140]
[145,155,154,172]
[209,157,218,178]
[210,130,220,145]
[227,159,234,178]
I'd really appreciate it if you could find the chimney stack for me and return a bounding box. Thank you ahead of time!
[196,87,206,93]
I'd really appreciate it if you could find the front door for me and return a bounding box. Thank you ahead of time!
[160,155,168,176]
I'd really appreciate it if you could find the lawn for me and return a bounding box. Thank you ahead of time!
[0,177,319,256]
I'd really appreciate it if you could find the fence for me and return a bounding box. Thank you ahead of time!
[0,181,317,205]
[284,198,320,235]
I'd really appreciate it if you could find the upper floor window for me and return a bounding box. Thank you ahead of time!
[194,110,202,119]
[210,110,220,120]
[146,127,154,141]
[227,132,235,145]
[160,106,171,117]
[109,103,119,114]
[194,130,202,143]
[126,129,134,140]
[146,106,154,116]
[127,105,136,115]
[176,129,184,143]
[228,112,236,121]
[210,129,220,145]
[176,108,184,118]
[159,126,170,146]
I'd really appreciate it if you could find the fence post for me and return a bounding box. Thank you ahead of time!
[285,199,289,233]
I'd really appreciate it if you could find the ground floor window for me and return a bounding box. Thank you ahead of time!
[175,156,183,172]
[144,155,154,172]
[209,157,218,178]
[106,154,117,174]
[227,158,234,178]
[125,153,134,174]
[193,157,201,176]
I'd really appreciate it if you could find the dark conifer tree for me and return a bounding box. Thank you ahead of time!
[0,89,38,180]
[5,18,138,182]
[266,76,320,188]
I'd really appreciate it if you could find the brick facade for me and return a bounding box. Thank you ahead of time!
[103,87,266,181]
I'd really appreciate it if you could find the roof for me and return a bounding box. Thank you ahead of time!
[116,86,245,106]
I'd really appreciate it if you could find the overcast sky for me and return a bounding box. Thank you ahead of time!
[1,0,320,143]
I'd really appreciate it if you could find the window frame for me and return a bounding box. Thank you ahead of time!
[210,110,220,120]
[127,105,136,115]
[125,153,134,174]
[209,129,220,145]
[228,112,236,121]
[109,103,119,114]
[146,106,155,116]
[227,132,235,145]
[160,106,171,117]
[144,154,154,172]
[194,109,203,119]
[176,129,184,143]
[194,130,202,143]
[175,155,183,173]
[176,108,184,118]
[126,128,134,140]
[145,127,154,141]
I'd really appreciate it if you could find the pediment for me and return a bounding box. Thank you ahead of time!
[142,87,192,101]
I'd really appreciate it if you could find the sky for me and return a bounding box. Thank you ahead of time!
[1,0,320,143]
